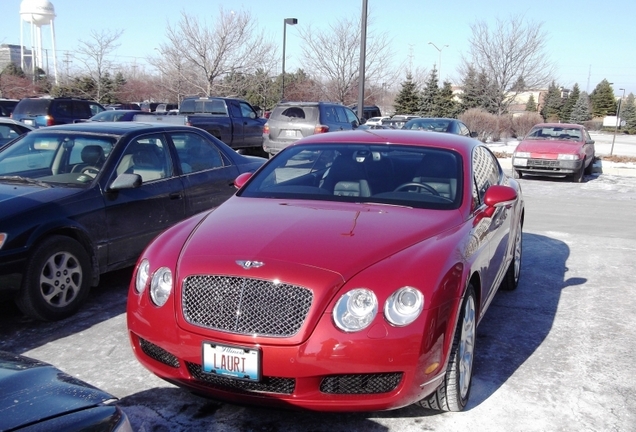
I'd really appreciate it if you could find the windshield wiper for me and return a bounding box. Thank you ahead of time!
[0,175,52,188]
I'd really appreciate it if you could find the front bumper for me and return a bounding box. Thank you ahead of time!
[512,157,582,175]
[128,307,448,412]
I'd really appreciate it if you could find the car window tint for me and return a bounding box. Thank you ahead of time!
[459,123,470,136]
[170,131,225,174]
[322,106,338,123]
[334,106,349,123]
[54,101,73,117]
[239,101,256,118]
[472,146,500,206]
[343,108,360,126]
[117,134,173,182]
[0,135,59,175]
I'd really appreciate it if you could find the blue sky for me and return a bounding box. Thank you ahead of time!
[2,0,635,96]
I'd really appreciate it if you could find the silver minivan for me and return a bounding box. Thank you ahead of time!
[262,102,361,157]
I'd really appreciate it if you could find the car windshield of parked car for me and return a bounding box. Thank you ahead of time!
[525,126,583,141]
[404,119,451,132]
[239,144,463,210]
[0,132,115,186]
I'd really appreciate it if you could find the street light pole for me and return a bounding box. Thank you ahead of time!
[610,87,626,156]
[281,18,298,101]
[428,42,448,80]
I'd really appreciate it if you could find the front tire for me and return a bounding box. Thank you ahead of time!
[16,236,92,321]
[419,285,476,412]
[572,164,584,183]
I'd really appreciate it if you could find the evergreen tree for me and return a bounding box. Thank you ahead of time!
[418,66,440,116]
[437,81,458,118]
[540,81,563,121]
[570,91,591,124]
[459,66,481,113]
[590,79,617,117]
[477,70,499,114]
[393,73,420,115]
[525,94,537,112]
[560,83,580,122]
[621,93,636,134]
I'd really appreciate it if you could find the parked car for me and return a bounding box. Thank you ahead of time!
[0,98,20,117]
[176,96,267,156]
[512,122,595,182]
[127,129,524,413]
[262,101,362,157]
[82,109,145,122]
[11,97,105,128]
[0,122,266,321]
[365,116,391,126]
[357,123,392,130]
[0,117,33,147]
[0,351,132,431]
[105,103,141,110]
[403,117,478,137]
[348,104,382,120]
[381,115,419,129]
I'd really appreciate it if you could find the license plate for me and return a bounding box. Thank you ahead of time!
[202,342,260,381]
[23,119,34,125]
[284,129,297,138]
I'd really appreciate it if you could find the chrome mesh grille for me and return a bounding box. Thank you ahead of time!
[182,275,313,337]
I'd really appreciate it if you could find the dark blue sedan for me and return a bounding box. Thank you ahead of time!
[0,122,265,321]
[402,117,477,137]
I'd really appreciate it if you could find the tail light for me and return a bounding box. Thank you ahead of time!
[263,124,270,135]
[314,125,329,134]
[45,115,54,126]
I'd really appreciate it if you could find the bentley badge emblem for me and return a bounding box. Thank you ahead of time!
[236,260,264,269]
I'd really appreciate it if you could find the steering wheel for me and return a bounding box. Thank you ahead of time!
[394,182,440,196]
[81,166,100,177]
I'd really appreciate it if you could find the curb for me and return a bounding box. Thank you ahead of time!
[497,158,636,178]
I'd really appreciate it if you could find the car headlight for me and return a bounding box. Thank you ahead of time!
[514,151,531,158]
[557,154,578,160]
[333,288,378,332]
[150,267,173,306]
[384,287,424,326]
[135,259,150,293]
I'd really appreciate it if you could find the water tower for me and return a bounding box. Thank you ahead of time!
[20,0,58,84]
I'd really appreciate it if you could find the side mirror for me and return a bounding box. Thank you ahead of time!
[483,185,517,217]
[234,172,252,189]
[108,173,142,191]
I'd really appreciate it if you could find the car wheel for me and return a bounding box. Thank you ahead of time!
[572,164,584,183]
[500,220,522,291]
[584,156,595,175]
[419,285,476,412]
[16,236,92,321]
[512,169,522,179]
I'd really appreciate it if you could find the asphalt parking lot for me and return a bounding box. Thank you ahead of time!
[1,169,635,431]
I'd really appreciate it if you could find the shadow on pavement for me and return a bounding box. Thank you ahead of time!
[0,267,133,354]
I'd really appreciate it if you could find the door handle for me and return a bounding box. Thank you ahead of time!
[169,192,183,200]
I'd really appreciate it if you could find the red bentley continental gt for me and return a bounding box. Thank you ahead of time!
[127,129,525,412]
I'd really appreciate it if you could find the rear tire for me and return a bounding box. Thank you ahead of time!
[419,286,476,412]
[16,236,92,321]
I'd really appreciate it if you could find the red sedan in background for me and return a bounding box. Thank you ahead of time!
[512,122,596,182]
[127,129,525,412]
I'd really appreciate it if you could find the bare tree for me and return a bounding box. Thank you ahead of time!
[465,15,554,115]
[74,29,124,101]
[155,8,276,98]
[297,14,398,104]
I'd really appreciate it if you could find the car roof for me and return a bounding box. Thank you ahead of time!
[31,121,197,135]
[289,129,479,155]
[534,122,584,129]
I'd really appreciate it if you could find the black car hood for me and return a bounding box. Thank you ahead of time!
[0,181,83,220]
[0,351,116,431]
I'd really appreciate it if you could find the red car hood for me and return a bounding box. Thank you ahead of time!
[517,138,583,155]
[179,197,462,281]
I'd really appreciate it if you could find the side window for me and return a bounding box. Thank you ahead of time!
[54,101,73,117]
[322,106,338,123]
[73,101,91,118]
[472,146,500,207]
[88,103,104,115]
[228,101,242,118]
[334,106,349,123]
[343,108,360,127]
[239,101,256,119]
[458,123,470,136]
[116,134,173,183]
[170,131,225,174]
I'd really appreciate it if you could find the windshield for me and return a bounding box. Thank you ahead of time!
[526,126,583,141]
[239,144,463,210]
[0,132,116,186]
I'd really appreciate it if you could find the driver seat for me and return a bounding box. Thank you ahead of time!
[72,145,105,173]
[412,152,457,199]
